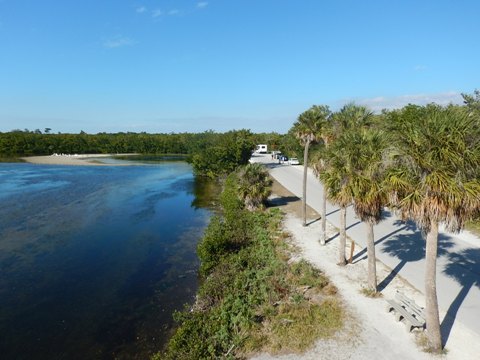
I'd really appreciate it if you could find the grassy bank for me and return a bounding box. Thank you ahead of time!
[155,173,343,359]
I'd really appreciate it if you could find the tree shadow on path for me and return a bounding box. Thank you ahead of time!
[351,220,415,263]
[377,229,454,291]
[442,248,480,344]
[306,217,322,226]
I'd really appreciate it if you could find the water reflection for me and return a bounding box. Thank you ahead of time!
[0,161,218,359]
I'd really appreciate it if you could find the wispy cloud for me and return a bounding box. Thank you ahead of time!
[152,9,163,18]
[354,91,463,112]
[414,64,427,72]
[152,8,180,18]
[103,36,135,49]
[136,6,146,14]
[197,2,208,8]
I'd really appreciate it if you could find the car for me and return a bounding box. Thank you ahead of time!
[288,157,300,165]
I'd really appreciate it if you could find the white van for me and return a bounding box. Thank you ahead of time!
[255,144,268,154]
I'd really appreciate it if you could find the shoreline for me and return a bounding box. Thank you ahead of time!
[21,154,135,166]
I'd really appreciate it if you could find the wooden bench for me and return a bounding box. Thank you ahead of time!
[386,291,426,332]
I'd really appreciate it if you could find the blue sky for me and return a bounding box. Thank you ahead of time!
[0,0,478,134]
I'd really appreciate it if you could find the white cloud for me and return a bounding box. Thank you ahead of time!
[354,92,463,112]
[151,8,181,19]
[152,9,163,18]
[414,65,427,72]
[136,6,146,13]
[103,36,135,49]
[197,2,208,8]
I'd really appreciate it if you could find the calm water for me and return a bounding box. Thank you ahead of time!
[0,160,218,359]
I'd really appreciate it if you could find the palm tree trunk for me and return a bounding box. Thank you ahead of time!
[302,139,310,227]
[425,219,442,352]
[338,206,347,265]
[366,221,377,291]
[320,185,327,245]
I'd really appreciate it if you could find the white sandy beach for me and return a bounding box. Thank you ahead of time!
[21,154,130,166]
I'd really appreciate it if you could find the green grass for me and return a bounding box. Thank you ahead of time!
[257,298,342,353]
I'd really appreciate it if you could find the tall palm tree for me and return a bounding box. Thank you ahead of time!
[311,149,328,245]
[332,103,374,134]
[384,104,480,352]
[293,105,331,227]
[237,163,272,211]
[319,138,353,266]
[345,129,388,291]
[316,103,373,249]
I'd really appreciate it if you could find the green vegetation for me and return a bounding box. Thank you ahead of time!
[320,124,387,292]
[189,130,255,178]
[0,127,307,178]
[157,169,343,359]
[292,90,480,353]
[0,156,25,163]
[0,129,255,178]
[237,163,272,211]
[0,131,191,156]
[383,103,480,351]
[292,105,332,227]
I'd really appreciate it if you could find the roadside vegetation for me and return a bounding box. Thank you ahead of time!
[287,90,480,353]
[156,166,343,359]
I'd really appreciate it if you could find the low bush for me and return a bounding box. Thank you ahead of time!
[156,172,343,359]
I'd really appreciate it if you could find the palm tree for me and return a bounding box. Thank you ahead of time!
[237,163,272,211]
[293,105,331,227]
[384,104,480,352]
[316,103,373,250]
[319,138,353,266]
[331,103,374,135]
[345,128,388,291]
[461,89,480,113]
[311,149,328,246]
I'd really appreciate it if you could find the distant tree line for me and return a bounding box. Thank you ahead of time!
[0,129,281,178]
[0,126,306,163]
[0,131,193,156]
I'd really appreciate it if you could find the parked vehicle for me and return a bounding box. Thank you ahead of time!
[271,151,282,159]
[288,157,300,165]
[255,144,268,153]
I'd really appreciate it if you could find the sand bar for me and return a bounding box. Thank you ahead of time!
[21,154,134,166]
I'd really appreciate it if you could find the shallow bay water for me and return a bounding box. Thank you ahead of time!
[0,160,217,359]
